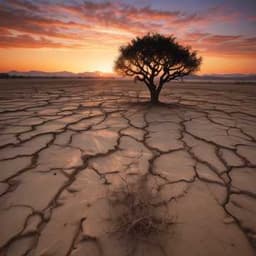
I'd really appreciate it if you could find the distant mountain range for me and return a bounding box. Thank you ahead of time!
[6,70,114,78]
[187,74,256,81]
[0,71,256,81]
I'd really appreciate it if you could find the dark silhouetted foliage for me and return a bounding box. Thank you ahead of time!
[114,33,202,103]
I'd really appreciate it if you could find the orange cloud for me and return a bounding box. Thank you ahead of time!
[0,34,68,48]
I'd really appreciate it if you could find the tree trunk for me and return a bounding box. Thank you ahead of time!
[150,90,159,104]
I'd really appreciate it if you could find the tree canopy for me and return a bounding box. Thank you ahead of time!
[114,33,202,103]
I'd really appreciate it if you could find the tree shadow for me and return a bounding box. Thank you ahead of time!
[126,100,187,110]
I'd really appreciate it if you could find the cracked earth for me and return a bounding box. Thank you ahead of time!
[0,79,255,256]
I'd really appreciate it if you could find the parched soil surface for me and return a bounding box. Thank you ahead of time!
[0,79,256,256]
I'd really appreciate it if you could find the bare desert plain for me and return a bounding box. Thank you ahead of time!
[0,78,255,256]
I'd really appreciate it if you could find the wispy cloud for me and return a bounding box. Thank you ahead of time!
[182,32,256,57]
[0,34,66,48]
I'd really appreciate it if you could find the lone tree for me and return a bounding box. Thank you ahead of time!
[114,33,202,103]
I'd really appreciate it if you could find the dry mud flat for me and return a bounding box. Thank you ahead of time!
[0,79,255,256]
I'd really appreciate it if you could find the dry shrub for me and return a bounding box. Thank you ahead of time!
[108,175,173,239]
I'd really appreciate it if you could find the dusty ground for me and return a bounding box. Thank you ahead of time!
[0,79,255,256]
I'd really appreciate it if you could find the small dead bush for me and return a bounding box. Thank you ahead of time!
[108,176,173,239]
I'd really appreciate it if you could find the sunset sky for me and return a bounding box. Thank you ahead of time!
[0,0,256,74]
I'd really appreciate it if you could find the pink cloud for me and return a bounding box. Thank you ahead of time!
[202,35,241,44]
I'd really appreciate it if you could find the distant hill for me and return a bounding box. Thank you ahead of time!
[7,70,114,78]
[186,74,256,81]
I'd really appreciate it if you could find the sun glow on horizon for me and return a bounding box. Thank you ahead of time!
[1,47,255,75]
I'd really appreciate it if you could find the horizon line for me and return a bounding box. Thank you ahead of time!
[1,70,256,76]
